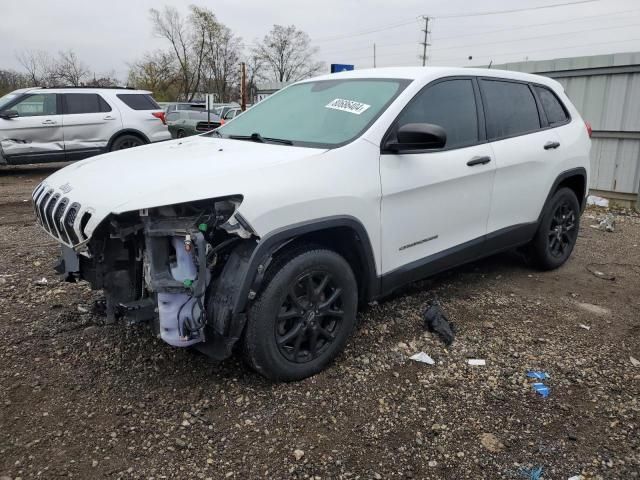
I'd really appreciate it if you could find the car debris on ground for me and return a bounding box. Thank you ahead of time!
[409,352,436,365]
[423,300,455,345]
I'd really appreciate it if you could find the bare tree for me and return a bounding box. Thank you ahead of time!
[191,6,242,103]
[253,25,323,83]
[54,50,90,86]
[149,6,207,101]
[0,69,29,96]
[128,50,180,101]
[15,49,55,86]
[245,53,266,102]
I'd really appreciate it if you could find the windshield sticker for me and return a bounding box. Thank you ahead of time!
[325,98,371,115]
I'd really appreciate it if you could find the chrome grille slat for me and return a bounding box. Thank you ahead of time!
[45,193,60,235]
[54,198,70,244]
[38,190,53,232]
[64,203,80,245]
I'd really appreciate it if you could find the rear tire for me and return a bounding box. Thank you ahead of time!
[243,247,358,382]
[177,129,186,138]
[110,134,145,151]
[528,187,580,270]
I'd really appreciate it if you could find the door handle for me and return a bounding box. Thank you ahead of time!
[103,115,116,120]
[544,141,560,150]
[467,155,492,166]
[41,119,56,125]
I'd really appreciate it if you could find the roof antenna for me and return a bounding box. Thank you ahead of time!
[488,60,493,69]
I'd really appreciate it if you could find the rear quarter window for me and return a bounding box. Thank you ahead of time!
[117,94,161,111]
[534,86,569,126]
[481,79,541,140]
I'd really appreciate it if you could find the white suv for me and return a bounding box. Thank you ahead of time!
[32,67,590,381]
[0,87,170,165]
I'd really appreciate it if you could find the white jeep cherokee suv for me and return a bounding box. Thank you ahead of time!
[32,67,590,381]
[0,87,170,166]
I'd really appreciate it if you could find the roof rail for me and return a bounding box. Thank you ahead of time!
[40,85,138,90]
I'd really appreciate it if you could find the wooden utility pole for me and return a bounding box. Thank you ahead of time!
[240,62,247,111]
[420,16,430,66]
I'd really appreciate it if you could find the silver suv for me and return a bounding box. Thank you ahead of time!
[0,87,170,166]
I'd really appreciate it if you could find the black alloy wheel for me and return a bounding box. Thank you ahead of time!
[275,271,344,363]
[548,200,577,258]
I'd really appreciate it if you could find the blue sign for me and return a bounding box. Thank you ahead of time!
[330,64,355,73]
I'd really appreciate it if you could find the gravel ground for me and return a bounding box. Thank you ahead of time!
[1,164,639,480]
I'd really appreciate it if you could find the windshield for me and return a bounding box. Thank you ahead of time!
[215,78,410,148]
[0,92,20,111]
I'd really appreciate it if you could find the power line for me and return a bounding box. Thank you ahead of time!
[335,20,640,63]
[311,18,419,43]
[317,9,640,60]
[432,0,602,19]
[315,5,638,57]
[430,35,640,65]
[431,21,640,53]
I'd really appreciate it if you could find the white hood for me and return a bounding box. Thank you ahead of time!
[41,135,326,236]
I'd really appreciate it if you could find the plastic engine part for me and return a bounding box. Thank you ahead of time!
[158,236,205,347]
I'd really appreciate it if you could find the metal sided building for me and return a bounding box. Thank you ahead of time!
[494,52,640,208]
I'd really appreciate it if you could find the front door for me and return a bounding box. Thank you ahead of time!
[380,78,496,288]
[0,93,64,163]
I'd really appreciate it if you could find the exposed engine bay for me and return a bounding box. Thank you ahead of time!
[53,197,257,360]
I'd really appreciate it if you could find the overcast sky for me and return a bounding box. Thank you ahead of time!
[1,0,639,81]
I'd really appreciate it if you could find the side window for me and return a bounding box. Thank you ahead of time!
[534,86,569,126]
[395,79,478,149]
[481,80,540,139]
[64,94,111,114]
[117,94,161,110]
[12,94,58,117]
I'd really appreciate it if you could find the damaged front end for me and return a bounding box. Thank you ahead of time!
[38,193,257,360]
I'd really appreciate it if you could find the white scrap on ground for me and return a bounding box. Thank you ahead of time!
[409,352,435,365]
[467,359,486,366]
[586,195,609,207]
[579,324,591,331]
[631,356,640,367]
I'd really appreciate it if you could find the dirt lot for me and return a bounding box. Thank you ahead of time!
[0,164,639,480]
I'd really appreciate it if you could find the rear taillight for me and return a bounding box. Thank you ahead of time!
[219,119,225,125]
[585,121,592,138]
[152,111,166,125]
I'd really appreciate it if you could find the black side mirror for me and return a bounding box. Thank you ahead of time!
[385,123,447,152]
[0,109,19,120]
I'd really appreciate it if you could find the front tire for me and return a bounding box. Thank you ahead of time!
[528,187,580,270]
[243,248,358,381]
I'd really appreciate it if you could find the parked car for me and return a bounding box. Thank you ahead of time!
[222,107,242,121]
[213,104,240,119]
[33,67,590,381]
[166,109,222,138]
[164,102,206,114]
[0,87,170,166]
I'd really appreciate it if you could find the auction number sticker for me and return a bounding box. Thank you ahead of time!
[325,98,371,115]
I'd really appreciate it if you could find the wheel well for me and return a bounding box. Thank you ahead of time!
[556,174,586,208]
[108,130,149,150]
[274,227,374,304]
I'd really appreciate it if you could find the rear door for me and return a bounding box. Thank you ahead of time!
[480,79,564,234]
[380,77,496,281]
[61,93,121,159]
[0,93,64,162]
